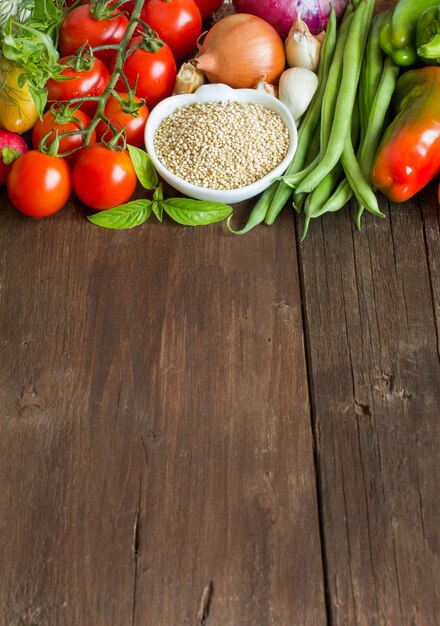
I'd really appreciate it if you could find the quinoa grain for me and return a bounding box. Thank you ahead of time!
[154,101,290,190]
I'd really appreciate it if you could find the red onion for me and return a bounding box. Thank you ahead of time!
[232,0,350,37]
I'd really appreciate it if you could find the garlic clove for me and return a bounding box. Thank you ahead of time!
[173,62,206,95]
[285,16,321,72]
[254,77,279,99]
[279,67,318,122]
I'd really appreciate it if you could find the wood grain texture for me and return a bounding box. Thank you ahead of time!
[298,188,440,626]
[0,190,326,626]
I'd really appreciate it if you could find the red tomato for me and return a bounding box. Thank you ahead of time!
[96,93,149,148]
[32,108,97,165]
[46,55,110,117]
[7,151,72,218]
[117,37,176,109]
[59,5,129,66]
[72,143,137,210]
[193,0,223,19]
[140,0,202,60]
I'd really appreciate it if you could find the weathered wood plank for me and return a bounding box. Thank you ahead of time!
[0,191,326,625]
[298,191,440,625]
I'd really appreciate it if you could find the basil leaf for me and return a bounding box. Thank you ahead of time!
[127,145,158,190]
[87,200,152,229]
[152,201,163,222]
[153,183,164,202]
[163,198,233,226]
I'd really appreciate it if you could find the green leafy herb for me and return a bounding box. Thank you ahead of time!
[0,0,65,116]
[162,198,233,226]
[87,200,152,229]
[152,201,163,222]
[127,144,158,190]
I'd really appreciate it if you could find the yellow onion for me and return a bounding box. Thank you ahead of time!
[192,14,286,89]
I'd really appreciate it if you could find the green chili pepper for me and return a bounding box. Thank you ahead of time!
[417,6,440,65]
[379,0,439,66]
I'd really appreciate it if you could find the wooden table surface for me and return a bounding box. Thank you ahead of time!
[1,177,439,625]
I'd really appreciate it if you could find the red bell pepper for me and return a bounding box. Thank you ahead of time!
[371,66,440,203]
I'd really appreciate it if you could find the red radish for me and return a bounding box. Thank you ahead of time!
[0,130,28,185]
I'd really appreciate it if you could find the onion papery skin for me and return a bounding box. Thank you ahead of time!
[194,14,286,88]
[232,0,349,37]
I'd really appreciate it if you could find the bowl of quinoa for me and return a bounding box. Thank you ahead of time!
[145,83,297,204]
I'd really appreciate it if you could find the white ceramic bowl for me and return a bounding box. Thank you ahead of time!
[144,83,298,204]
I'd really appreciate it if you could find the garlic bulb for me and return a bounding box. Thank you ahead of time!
[285,16,322,72]
[279,67,318,122]
[255,77,279,99]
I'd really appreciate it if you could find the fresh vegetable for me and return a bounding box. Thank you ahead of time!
[7,150,72,217]
[31,105,97,163]
[72,143,137,210]
[297,0,371,194]
[117,36,176,109]
[0,58,39,132]
[59,4,129,66]
[0,0,65,116]
[0,0,34,27]
[417,6,440,65]
[0,130,28,185]
[379,0,439,66]
[232,0,350,37]
[193,0,224,20]
[285,15,322,71]
[173,62,205,95]
[96,92,149,148]
[192,14,285,89]
[45,52,110,117]
[140,0,202,60]
[279,67,318,122]
[371,66,440,203]
[87,145,233,229]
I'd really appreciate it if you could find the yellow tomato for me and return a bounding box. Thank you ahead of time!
[0,58,39,133]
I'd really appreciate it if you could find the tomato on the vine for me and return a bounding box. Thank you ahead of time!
[32,107,97,165]
[140,0,202,60]
[96,93,149,148]
[46,55,110,117]
[193,0,223,20]
[59,5,129,67]
[7,151,72,218]
[72,143,137,210]
[117,37,176,109]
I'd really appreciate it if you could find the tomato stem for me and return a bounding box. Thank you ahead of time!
[81,0,147,148]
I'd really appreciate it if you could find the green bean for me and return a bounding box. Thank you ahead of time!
[364,13,387,111]
[260,8,338,226]
[297,0,371,195]
[356,56,399,226]
[341,133,384,217]
[227,183,278,235]
[312,179,353,217]
[319,9,353,156]
[300,163,344,239]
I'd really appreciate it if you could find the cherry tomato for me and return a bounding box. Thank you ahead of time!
[0,59,39,133]
[59,5,129,67]
[193,0,223,19]
[46,55,110,117]
[72,143,137,210]
[96,93,149,148]
[140,0,202,60]
[117,37,176,109]
[32,107,97,165]
[7,151,72,218]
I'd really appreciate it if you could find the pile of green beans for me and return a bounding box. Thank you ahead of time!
[228,0,399,238]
